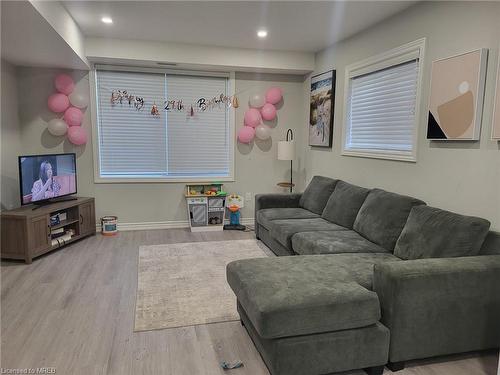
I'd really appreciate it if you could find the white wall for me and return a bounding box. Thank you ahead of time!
[302,1,500,230]
[86,38,314,75]
[4,67,305,226]
[1,60,22,209]
[29,0,89,68]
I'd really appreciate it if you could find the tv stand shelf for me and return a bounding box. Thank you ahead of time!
[1,197,95,264]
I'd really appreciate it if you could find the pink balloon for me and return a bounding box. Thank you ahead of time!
[55,74,75,95]
[67,126,88,145]
[237,126,255,144]
[261,103,277,121]
[48,93,70,113]
[64,107,83,127]
[244,108,262,128]
[265,87,283,105]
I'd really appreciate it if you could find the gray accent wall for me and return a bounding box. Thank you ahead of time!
[300,1,500,231]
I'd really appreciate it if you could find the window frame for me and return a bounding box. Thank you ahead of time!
[342,38,426,162]
[89,65,235,183]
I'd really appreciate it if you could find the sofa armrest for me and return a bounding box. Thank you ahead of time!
[255,193,302,211]
[373,255,500,362]
[254,193,302,239]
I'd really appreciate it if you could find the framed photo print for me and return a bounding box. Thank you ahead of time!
[309,70,335,147]
[427,48,488,140]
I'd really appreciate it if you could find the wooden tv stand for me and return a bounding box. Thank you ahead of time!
[1,197,95,264]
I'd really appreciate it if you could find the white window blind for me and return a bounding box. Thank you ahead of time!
[345,59,419,159]
[166,76,229,177]
[97,71,167,177]
[95,70,231,180]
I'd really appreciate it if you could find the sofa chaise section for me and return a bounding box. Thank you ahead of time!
[227,255,391,375]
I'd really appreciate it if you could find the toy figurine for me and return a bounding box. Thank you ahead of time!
[223,194,246,231]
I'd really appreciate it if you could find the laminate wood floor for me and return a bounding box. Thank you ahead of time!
[1,229,498,375]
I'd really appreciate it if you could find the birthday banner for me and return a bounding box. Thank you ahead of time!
[110,89,239,117]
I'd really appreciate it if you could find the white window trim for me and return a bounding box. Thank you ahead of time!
[341,38,426,162]
[89,66,235,183]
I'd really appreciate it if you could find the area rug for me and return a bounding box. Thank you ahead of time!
[134,239,268,331]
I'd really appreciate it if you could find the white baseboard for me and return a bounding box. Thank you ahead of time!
[95,217,255,232]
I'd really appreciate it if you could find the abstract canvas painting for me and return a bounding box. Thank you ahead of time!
[492,55,500,140]
[427,49,488,140]
[309,70,335,147]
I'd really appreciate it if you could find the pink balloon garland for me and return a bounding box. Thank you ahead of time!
[265,87,283,105]
[55,73,75,95]
[244,108,262,128]
[47,73,87,145]
[261,103,277,121]
[237,86,283,144]
[48,93,70,113]
[237,126,255,144]
[64,107,84,127]
[68,126,88,145]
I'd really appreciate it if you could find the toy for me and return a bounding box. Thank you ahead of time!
[223,194,246,231]
[185,183,227,232]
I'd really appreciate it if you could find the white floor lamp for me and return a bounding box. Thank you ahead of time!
[277,129,295,193]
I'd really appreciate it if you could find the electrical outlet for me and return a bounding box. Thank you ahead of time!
[245,192,252,201]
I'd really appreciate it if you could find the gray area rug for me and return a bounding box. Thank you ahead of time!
[134,239,268,331]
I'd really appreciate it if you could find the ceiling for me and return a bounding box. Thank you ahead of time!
[62,1,416,53]
[1,1,89,69]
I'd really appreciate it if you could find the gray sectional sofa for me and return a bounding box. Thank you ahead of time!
[227,176,500,375]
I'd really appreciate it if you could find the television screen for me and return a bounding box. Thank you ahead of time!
[19,153,77,205]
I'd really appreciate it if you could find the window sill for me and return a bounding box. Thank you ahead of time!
[94,176,235,184]
[341,149,416,163]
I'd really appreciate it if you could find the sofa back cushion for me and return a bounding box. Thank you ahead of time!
[479,231,500,255]
[299,176,338,215]
[353,189,425,251]
[321,181,370,228]
[395,206,491,260]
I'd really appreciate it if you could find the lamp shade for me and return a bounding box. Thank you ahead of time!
[278,140,295,161]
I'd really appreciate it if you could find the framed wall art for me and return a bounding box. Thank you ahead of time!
[427,48,488,140]
[492,51,500,140]
[309,70,335,147]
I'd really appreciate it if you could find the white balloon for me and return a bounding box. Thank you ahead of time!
[249,92,265,108]
[69,91,89,109]
[47,118,68,136]
[255,124,272,140]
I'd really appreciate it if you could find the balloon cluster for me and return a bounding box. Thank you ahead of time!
[47,74,89,145]
[238,87,282,144]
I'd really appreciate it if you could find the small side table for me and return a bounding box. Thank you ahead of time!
[277,182,295,192]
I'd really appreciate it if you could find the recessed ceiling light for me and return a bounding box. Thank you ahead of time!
[257,30,268,38]
[101,17,113,24]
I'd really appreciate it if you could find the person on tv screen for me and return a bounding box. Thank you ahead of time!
[31,161,61,201]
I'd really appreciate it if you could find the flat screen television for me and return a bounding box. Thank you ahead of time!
[19,153,77,206]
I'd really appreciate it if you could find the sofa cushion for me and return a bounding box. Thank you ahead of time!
[292,230,390,256]
[480,231,500,255]
[353,189,425,251]
[321,181,371,228]
[269,218,347,250]
[317,253,401,290]
[227,255,382,339]
[257,208,319,230]
[299,176,338,215]
[394,206,491,260]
